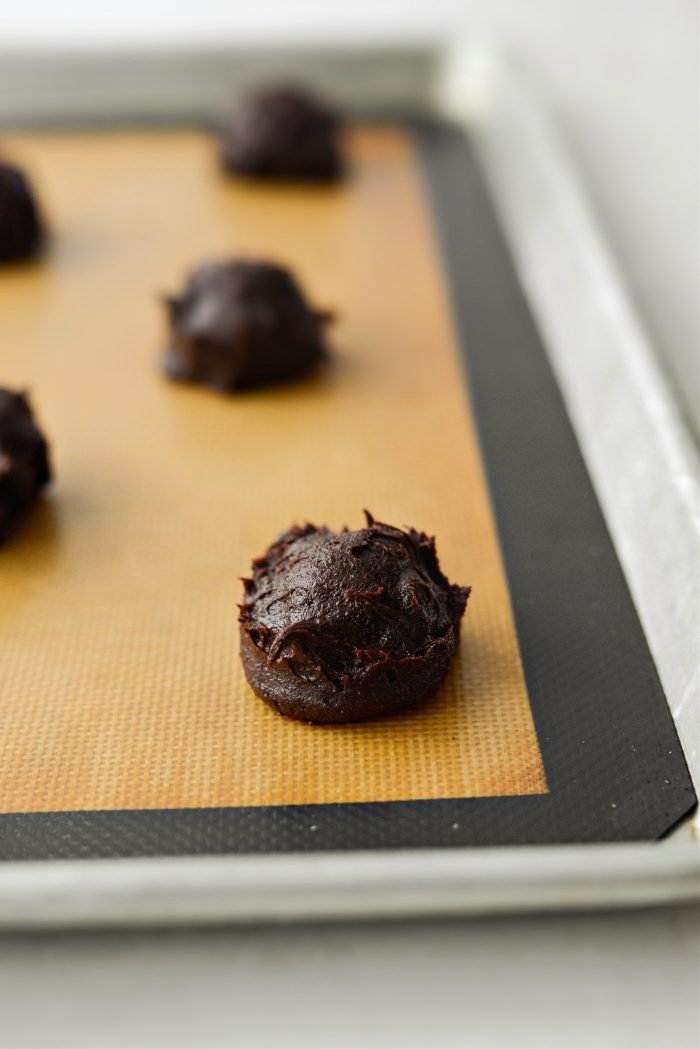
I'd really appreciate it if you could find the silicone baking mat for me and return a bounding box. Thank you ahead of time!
[0,123,694,858]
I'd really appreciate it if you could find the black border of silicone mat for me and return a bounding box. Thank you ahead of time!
[1,123,695,860]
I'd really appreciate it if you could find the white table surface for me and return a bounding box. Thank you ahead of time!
[0,905,698,1048]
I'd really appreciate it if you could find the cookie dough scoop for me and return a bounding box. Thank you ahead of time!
[0,162,45,263]
[163,259,332,393]
[0,388,52,543]
[239,512,470,723]
[219,86,343,181]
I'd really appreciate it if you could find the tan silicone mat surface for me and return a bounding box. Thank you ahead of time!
[0,128,547,812]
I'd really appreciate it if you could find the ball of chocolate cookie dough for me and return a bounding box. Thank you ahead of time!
[0,163,44,263]
[0,389,52,542]
[219,86,342,181]
[239,512,470,723]
[163,259,331,393]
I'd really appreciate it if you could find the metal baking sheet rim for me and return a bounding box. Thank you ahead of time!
[0,844,698,929]
[0,42,697,924]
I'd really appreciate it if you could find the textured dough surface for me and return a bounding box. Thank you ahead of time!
[240,515,470,722]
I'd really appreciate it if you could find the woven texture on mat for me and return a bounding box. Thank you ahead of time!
[0,128,547,812]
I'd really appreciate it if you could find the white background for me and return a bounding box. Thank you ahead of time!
[0,4,698,1047]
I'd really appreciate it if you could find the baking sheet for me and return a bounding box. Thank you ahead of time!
[0,120,694,860]
[0,127,546,814]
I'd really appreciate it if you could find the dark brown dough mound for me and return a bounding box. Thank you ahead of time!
[0,389,51,542]
[0,163,44,263]
[219,87,342,181]
[163,260,331,393]
[240,512,470,723]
